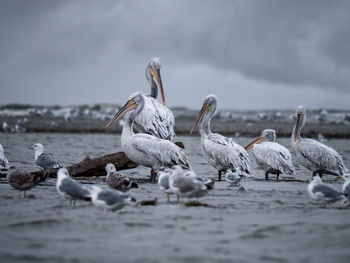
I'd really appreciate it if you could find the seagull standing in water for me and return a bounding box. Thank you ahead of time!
[245,129,295,180]
[341,174,350,198]
[105,163,138,191]
[105,92,190,182]
[131,57,175,141]
[56,168,91,205]
[0,144,9,172]
[308,175,344,203]
[190,94,253,181]
[89,186,136,211]
[291,106,346,178]
[29,143,60,170]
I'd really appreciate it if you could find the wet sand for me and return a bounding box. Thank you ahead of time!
[0,133,350,263]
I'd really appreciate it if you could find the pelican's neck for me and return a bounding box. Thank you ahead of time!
[200,104,216,137]
[149,79,158,99]
[291,125,300,143]
[122,97,145,137]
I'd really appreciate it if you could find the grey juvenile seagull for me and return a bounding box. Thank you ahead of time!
[7,167,46,198]
[308,175,344,203]
[29,143,60,170]
[56,168,91,205]
[105,163,138,191]
[89,185,136,211]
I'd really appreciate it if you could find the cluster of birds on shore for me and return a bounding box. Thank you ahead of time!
[1,57,350,210]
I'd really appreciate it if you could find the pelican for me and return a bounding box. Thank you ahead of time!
[132,57,175,141]
[105,92,190,182]
[245,129,295,180]
[190,94,253,181]
[291,105,346,178]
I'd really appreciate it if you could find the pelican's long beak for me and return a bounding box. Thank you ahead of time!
[105,99,138,129]
[294,113,303,142]
[150,67,165,106]
[189,103,210,135]
[245,135,265,150]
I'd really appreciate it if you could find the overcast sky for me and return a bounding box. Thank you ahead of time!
[1,0,350,110]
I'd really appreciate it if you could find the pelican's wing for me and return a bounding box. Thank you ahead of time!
[203,133,252,175]
[299,139,345,175]
[134,96,175,141]
[36,153,60,169]
[253,142,295,175]
[312,183,343,199]
[132,134,190,169]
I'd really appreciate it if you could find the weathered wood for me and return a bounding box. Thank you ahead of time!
[30,152,138,178]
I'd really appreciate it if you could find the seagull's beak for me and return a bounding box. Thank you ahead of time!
[189,102,210,135]
[245,135,265,150]
[28,146,34,150]
[104,99,138,129]
[150,67,165,106]
[294,113,303,142]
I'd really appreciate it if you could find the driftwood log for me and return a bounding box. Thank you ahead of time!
[30,152,138,178]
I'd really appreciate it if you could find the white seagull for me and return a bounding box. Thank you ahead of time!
[56,168,91,205]
[291,106,346,178]
[131,57,175,141]
[190,94,253,181]
[245,129,295,180]
[225,169,243,186]
[341,174,350,198]
[168,165,213,200]
[29,143,60,170]
[0,144,9,171]
[308,175,344,203]
[89,185,136,211]
[105,92,190,182]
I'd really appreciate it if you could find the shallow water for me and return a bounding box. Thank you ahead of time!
[0,133,350,263]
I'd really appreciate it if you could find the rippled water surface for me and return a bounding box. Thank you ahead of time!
[1,133,350,263]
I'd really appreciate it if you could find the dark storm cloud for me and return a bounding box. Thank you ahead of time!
[0,0,349,108]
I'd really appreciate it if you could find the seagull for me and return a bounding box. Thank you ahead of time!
[225,169,243,186]
[245,129,295,180]
[56,168,91,205]
[157,167,173,202]
[292,105,346,178]
[0,144,9,172]
[29,143,61,170]
[105,92,190,182]
[189,94,253,181]
[89,185,136,211]
[105,163,138,191]
[308,175,345,203]
[341,174,350,198]
[128,57,175,141]
[7,167,46,198]
[168,165,213,200]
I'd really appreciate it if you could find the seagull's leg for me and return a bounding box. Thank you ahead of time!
[218,171,222,181]
[177,195,180,202]
[167,193,170,202]
[265,172,269,180]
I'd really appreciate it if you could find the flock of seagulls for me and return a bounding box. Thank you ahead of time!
[1,57,350,209]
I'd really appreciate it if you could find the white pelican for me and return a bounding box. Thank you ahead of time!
[308,175,344,202]
[105,163,138,191]
[132,57,175,141]
[105,92,190,182]
[245,129,295,180]
[291,105,346,178]
[189,94,253,181]
[28,143,60,170]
